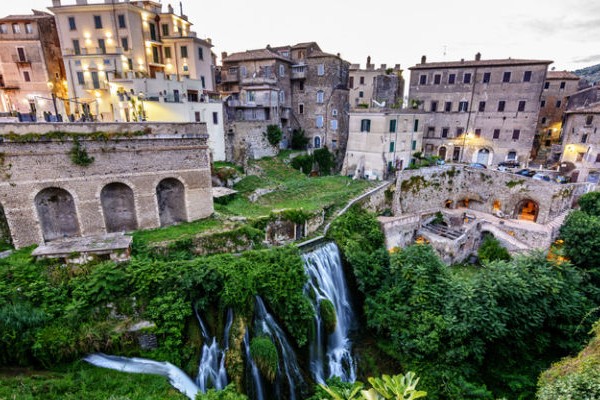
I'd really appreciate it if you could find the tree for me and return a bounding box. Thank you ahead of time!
[291,128,309,150]
[577,191,600,216]
[559,210,600,271]
[477,235,510,264]
[265,124,283,147]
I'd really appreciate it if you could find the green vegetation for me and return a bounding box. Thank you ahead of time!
[291,128,310,150]
[1,128,152,143]
[577,191,600,216]
[313,372,427,400]
[290,147,336,176]
[477,235,511,264]
[265,124,283,147]
[505,179,525,188]
[249,336,279,382]
[320,299,337,334]
[69,137,95,166]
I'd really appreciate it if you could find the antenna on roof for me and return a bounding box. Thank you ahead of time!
[443,45,447,58]
[179,1,183,16]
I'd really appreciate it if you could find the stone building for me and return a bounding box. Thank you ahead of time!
[0,122,213,249]
[0,10,67,120]
[219,42,350,164]
[559,103,600,183]
[533,70,580,165]
[49,0,216,121]
[349,56,404,109]
[341,109,425,180]
[408,54,551,166]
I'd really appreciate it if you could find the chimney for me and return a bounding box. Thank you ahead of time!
[394,64,401,70]
[475,52,481,61]
[381,64,387,70]
[168,4,173,13]
[366,55,371,67]
[221,51,228,60]
[421,55,426,64]
[51,0,61,6]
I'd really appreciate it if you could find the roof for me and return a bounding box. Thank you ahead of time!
[223,48,291,63]
[565,103,600,114]
[547,70,580,80]
[291,42,320,50]
[409,58,553,70]
[308,50,341,59]
[0,11,53,22]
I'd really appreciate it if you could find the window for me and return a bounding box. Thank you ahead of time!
[279,64,284,77]
[556,100,562,108]
[541,117,547,124]
[498,100,506,112]
[586,115,594,125]
[164,46,171,59]
[478,101,486,112]
[149,23,157,41]
[331,119,338,130]
[456,127,464,137]
[419,74,427,85]
[560,81,566,90]
[180,46,188,58]
[475,128,481,138]
[118,14,126,29]
[317,64,325,76]
[12,24,20,34]
[332,109,338,116]
[512,129,520,140]
[493,129,500,139]
[426,126,435,137]
[98,38,106,54]
[358,91,364,98]
[246,91,255,102]
[430,101,438,112]
[349,76,354,88]
[360,119,371,132]
[25,23,33,34]
[162,24,169,36]
[412,140,417,150]
[413,119,419,132]
[0,24,7,34]
[544,81,550,89]
[68,16,77,30]
[298,104,304,114]
[482,72,491,83]
[314,136,321,148]
[73,39,80,55]
[463,73,471,84]
[582,134,588,143]
[279,91,285,104]
[359,76,364,84]
[502,71,511,82]
[16,47,26,62]
[507,151,517,160]
[576,152,584,162]
[23,71,30,82]
[94,15,102,29]
[518,100,526,112]
[212,112,218,124]
[201,76,206,89]
[128,58,133,70]
[389,142,395,152]
[458,101,469,112]
[540,100,546,107]
[76,71,84,85]
[316,115,324,128]
[389,119,397,133]
[444,101,452,112]
[448,73,456,84]
[316,90,324,103]
[198,47,204,60]
[434,74,441,84]
[120,37,129,51]
[299,81,304,91]
[442,127,449,138]
[523,70,532,82]
[194,112,200,122]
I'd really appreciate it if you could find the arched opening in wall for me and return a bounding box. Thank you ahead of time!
[477,148,491,165]
[34,187,81,242]
[101,182,138,233]
[438,146,447,160]
[457,197,485,212]
[445,199,454,209]
[515,199,539,222]
[314,136,321,149]
[156,178,187,227]
[0,202,12,248]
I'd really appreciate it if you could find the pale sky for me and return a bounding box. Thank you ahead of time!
[5,0,600,72]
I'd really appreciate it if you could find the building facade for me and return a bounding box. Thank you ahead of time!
[341,109,425,180]
[0,11,67,120]
[349,56,404,109]
[408,54,551,166]
[559,104,600,184]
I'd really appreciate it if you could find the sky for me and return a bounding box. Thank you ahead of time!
[5,0,600,72]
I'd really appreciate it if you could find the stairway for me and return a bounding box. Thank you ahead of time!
[480,223,530,251]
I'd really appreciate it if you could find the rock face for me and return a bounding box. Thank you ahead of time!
[573,63,600,86]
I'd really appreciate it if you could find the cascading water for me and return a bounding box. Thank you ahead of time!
[303,242,357,384]
[195,308,233,392]
[243,330,266,400]
[253,296,305,400]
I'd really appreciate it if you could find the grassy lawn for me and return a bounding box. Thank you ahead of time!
[0,362,186,400]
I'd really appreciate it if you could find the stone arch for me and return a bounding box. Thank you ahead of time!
[438,146,447,160]
[476,148,492,165]
[0,202,12,247]
[34,187,81,241]
[515,198,539,222]
[457,193,486,212]
[314,136,321,149]
[156,178,187,227]
[444,199,454,209]
[101,182,138,233]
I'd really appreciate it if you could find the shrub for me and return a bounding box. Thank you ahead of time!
[250,336,279,382]
[477,235,511,264]
[314,147,335,176]
[291,129,309,150]
[265,125,283,148]
[290,154,313,174]
[70,137,94,166]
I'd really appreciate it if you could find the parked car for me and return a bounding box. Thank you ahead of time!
[554,175,570,184]
[532,173,552,182]
[497,160,520,171]
[515,169,536,177]
[468,162,487,169]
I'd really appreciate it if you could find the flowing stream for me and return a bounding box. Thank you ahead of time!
[195,308,233,392]
[303,241,357,384]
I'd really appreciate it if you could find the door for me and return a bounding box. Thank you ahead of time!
[477,149,490,165]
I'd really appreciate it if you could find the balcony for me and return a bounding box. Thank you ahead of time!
[0,81,19,90]
[241,76,277,86]
[291,65,307,79]
[11,54,31,64]
[64,47,124,56]
[83,82,109,90]
[221,72,239,83]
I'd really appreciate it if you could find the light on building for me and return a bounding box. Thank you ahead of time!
[105,31,112,38]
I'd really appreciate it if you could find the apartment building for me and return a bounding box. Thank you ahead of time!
[341,109,425,180]
[220,42,350,163]
[349,56,404,109]
[49,0,215,121]
[408,54,551,166]
[559,104,600,184]
[0,11,67,120]
[533,70,580,165]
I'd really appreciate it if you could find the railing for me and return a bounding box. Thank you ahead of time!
[291,65,307,79]
[64,46,124,56]
[11,54,30,63]
[241,77,277,85]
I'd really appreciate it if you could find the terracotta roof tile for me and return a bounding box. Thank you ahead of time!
[409,58,553,70]
[547,70,580,80]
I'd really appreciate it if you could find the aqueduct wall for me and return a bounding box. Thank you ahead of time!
[0,122,213,248]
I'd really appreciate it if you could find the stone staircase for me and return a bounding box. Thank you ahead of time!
[480,222,530,251]
[545,210,571,239]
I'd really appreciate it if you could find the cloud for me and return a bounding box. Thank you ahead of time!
[571,54,600,64]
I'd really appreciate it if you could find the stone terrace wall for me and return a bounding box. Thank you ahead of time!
[0,122,213,248]
[394,165,583,224]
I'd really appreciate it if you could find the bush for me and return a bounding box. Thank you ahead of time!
[578,191,600,216]
[477,235,511,264]
[250,336,279,382]
[265,125,282,148]
[313,147,335,176]
[290,154,313,174]
[291,129,309,150]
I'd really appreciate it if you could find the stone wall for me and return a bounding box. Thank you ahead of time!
[225,121,277,165]
[0,122,213,248]
[394,165,582,224]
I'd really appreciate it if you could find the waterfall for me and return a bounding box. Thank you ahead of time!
[243,330,266,400]
[303,242,357,384]
[84,353,199,400]
[253,296,305,400]
[195,308,232,392]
